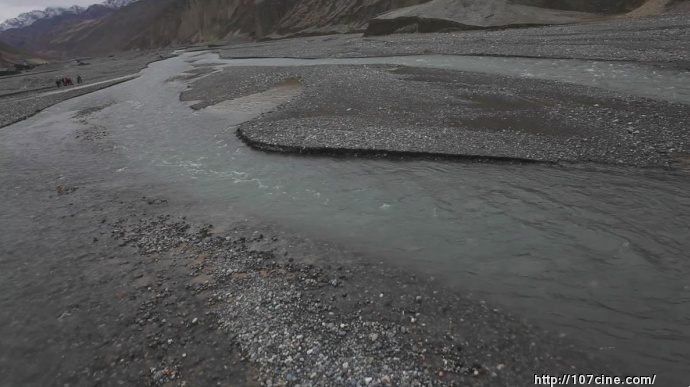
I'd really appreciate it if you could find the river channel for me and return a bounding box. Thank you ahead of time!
[4,52,689,384]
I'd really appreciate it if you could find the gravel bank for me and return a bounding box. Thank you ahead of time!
[182,64,689,168]
[108,213,617,386]
[221,15,689,70]
[202,15,690,168]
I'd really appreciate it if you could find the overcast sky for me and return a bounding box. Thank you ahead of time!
[0,0,97,24]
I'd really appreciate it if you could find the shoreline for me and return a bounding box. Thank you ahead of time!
[0,52,173,129]
[235,126,550,165]
[107,209,619,386]
[0,77,137,128]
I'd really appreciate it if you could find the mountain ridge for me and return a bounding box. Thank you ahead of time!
[0,0,139,32]
[1,0,686,58]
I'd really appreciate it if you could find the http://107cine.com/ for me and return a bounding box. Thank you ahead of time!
[534,374,657,386]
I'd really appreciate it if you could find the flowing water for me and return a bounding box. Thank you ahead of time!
[4,52,689,384]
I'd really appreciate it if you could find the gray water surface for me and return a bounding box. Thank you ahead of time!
[5,53,689,384]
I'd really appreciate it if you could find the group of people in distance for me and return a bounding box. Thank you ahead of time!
[56,75,83,87]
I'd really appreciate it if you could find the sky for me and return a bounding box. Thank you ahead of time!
[0,0,97,24]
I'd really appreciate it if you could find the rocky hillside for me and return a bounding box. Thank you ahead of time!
[365,0,604,36]
[364,0,683,36]
[1,0,431,56]
[138,0,430,47]
[0,0,686,57]
[0,1,139,32]
[0,6,87,32]
[0,40,46,69]
[508,0,646,13]
[0,5,120,57]
[0,0,173,58]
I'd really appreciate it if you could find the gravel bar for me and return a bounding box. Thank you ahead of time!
[108,213,617,387]
[220,15,690,70]
[183,15,688,168]
[181,64,689,168]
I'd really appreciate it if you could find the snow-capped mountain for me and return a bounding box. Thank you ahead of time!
[102,0,140,9]
[0,0,139,31]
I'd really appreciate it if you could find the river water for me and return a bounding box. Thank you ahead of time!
[6,52,690,383]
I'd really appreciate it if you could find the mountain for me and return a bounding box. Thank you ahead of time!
[1,0,430,57]
[0,0,139,32]
[136,0,431,46]
[364,0,643,36]
[0,6,85,32]
[0,0,178,57]
[102,0,141,7]
[0,1,145,57]
[0,39,46,69]
[105,0,679,47]
[0,0,686,58]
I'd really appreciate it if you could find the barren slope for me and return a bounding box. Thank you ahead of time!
[365,0,603,35]
[0,39,46,68]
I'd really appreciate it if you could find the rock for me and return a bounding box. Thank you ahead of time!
[152,370,165,382]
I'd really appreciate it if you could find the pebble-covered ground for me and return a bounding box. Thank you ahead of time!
[221,15,690,69]
[108,213,614,387]
[182,64,689,168]
[200,14,690,169]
